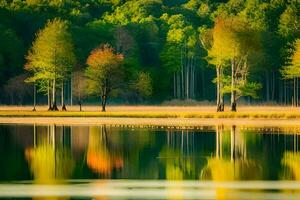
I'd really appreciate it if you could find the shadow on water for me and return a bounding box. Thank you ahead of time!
[1,124,300,199]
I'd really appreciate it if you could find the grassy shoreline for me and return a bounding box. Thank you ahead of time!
[0,110,300,119]
[0,106,300,119]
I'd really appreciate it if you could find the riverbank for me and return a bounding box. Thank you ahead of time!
[0,105,300,119]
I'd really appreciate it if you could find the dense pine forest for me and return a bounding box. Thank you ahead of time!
[0,0,299,110]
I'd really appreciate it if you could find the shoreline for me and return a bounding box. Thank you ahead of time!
[1,117,300,130]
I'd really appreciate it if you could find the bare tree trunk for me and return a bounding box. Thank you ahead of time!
[231,59,237,112]
[186,57,189,99]
[191,58,194,99]
[294,77,296,107]
[52,79,58,111]
[266,71,270,102]
[70,76,73,106]
[48,81,52,111]
[220,67,224,111]
[173,72,176,98]
[296,78,299,107]
[284,80,287,105]
[216,67,221,112]
[202,68,205,100]
[177,72,180,99]
[272,71,275,101]
[32,83,36,111]
[101,95,107,112]
[62,82,66,111]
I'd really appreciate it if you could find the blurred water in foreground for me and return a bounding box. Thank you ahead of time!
[1,124,300,199]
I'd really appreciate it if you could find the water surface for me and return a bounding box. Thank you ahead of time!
[1,124,300,199]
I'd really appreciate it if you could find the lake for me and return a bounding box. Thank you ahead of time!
[1,124,300,199]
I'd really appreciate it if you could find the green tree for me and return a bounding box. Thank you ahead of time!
[281,39,300,106]
[25,18,76,111]
[278,3,300,40]
[209,17,262,111]
[85,44,124,112]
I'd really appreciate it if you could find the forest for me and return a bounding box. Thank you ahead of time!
[0,0,299,111]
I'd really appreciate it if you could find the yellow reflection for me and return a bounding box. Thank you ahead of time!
[200,126,261,200]
[282,151,300,180]
[25,125,74,200]
[281,148,300,194]
[160,131,196,200]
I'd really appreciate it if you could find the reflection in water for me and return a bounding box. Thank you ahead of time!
[87,126,123,177]
[200,126,263,199]
[160,130,196,180]
[1,124,300,199]
[25,125,74,184]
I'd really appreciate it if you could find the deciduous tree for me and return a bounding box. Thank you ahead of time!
[86,44,124,112]
[25,18,76,111]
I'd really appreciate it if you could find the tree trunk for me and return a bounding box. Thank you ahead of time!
[231,59,237,112]
[216,67,221,112]
[294,77,296,107]
[33,83,36,111]
[70,76,73,106]
[284,80,287,105]
[101,95,107,112]
[62,82,66,111]
[177,72,180,99]
[266,71,270,102]
[186,57,189,99]
[48,81,52,111]
[52,79,58,111]
[272,71,275,101]
[173,72,176,98]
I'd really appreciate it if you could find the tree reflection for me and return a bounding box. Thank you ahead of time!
[87,126,123,178]
[160,130,196,180]
[281,134,300,180]
[25,124,74,184]
[159,130,197,200]
[200,126,262,199]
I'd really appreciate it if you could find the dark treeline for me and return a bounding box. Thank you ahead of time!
[0,0,299,110]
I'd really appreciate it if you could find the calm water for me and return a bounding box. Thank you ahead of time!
[1,124,300,199]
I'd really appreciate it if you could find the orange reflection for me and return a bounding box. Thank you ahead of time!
[87,126,123,176]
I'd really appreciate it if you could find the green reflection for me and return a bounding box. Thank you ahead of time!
[159,130,201,181]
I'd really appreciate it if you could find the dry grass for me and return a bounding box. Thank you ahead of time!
[0,105,300,119]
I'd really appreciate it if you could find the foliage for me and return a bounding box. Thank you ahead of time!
[0,0,298,105]
[85,44,124,97]
[25,18,76,93]
[131,72,153,98]
[281,39,300,79]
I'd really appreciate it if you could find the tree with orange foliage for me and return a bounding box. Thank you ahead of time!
[86,44,124,112]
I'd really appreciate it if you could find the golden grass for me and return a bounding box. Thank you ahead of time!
[1,107,300,119]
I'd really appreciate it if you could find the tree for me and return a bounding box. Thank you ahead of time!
[281,39,300,106]
[209,17,262,111]
[25,18,76,111]
[278,3,300,40]
[72,71,87,111]
[160,14,199,100]
[199,26,226,112]
[85,44,124,112]
[130,71,153,102]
